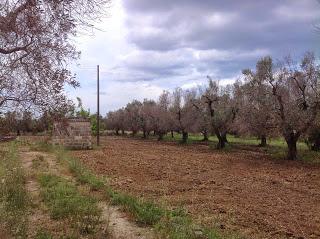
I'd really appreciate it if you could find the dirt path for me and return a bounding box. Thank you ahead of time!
[100,203,155,239]
[73,136,320,239]
[19,150,70,238]
[19,147,155,239]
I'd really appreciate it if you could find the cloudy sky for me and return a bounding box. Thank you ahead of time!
[69,0,320,114]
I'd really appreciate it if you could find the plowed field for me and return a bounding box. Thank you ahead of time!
[73,136,320,239]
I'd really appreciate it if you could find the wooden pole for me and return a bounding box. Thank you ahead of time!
[97,65,100,146]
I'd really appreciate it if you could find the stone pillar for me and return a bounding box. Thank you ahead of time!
[52,118,92,149]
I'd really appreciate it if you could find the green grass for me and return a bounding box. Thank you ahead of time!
[38,174,102,234]
[35,230,54,239]
[161,132,305,148]
[107,189,165,226]
[0,142,28,238]
[107,188,229,239]
[149,133,320,163]
[55,148,105,191]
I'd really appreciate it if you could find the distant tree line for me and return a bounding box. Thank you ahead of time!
[0,111,51,136]
[0,97,106,137]
[105,53,320,160]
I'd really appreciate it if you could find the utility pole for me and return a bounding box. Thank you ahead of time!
[97,65,100,146]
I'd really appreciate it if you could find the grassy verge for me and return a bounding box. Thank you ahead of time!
[38,173,102,235]
[107,189,165,226]
[0,142,28,237]
[53,147,239,239]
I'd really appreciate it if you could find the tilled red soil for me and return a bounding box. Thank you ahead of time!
[73,136,320,239]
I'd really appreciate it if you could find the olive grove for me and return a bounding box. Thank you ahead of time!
[105,52,320,160]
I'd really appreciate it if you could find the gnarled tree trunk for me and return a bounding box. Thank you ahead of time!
[259,135,267,147]
[311,137,320,151]
[202,130,209,141]
[285,133,298,160]
[216,130,227,149]
[182,131,188,143]
[158,132,164,141]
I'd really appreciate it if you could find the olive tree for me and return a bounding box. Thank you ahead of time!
[239,61,277,146]
[139,99,157,138]
[105,109,125,135]
[189,87,211,141]
[201,79,237,149]
[153,91,172,140]
[170,88,198,143]
[124,100,142,136]
[0,0,110,112]
[260,53,320,160]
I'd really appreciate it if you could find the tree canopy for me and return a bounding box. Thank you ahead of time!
[0,0,110,113]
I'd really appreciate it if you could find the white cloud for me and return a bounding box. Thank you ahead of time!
[193,48,270,61]
[273,1,320,21]
[67,80,164,114]
[205,12,238,28]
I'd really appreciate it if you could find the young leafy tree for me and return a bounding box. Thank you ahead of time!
[74,97,90,118]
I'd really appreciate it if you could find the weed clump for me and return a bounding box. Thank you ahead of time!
[68,158,104,190]
[39,174,102,234]
[35,230,53,239]
[108,190,164,226]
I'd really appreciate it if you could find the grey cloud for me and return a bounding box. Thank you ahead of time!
[126,1,319,52]
[120,0,320,81]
